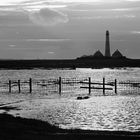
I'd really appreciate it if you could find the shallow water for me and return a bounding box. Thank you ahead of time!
[1,68,140,132]
[7,95,140,132]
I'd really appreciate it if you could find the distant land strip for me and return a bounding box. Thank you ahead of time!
[0,58,140,69]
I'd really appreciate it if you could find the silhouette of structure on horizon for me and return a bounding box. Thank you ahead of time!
[105,30,111,57]
[77,30,126,60]
[93,50,104,58]
[112,49,124,58]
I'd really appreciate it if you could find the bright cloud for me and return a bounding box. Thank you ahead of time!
[72,14,136,20]
[1,0,140,6]
[29,8,69,26]
[131,31,140,34]
[0,0,28,5]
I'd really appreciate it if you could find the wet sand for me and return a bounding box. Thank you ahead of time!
[1,113,140,140]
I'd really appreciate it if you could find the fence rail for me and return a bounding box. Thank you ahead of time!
[0,77,140,96]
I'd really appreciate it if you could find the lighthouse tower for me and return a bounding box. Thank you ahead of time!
[105,30,111,57]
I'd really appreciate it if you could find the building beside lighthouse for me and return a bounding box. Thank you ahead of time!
[112,49,124,58]
[93,50,104,58]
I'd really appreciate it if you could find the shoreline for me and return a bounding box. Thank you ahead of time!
[1,113,140,140]
[0,59,140,69]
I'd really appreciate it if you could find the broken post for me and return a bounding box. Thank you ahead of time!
[103,78,105,95]
[59,77,62,95]
[18,80,21,93]
[9,80,11,93]
[115,79,117,94]
[29,78,32,93]
[89,77,91,95]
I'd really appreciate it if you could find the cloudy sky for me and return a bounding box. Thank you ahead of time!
[0,0,140,59]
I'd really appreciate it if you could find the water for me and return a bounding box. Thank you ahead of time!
[0,67,140,81]
[1,67,140,132]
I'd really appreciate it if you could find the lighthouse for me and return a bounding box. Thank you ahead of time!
[105,30,111,57]
[77,30,126,60]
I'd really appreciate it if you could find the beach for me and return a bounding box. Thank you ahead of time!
[1,113,140,140]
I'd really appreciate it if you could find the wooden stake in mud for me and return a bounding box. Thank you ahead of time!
[115,79,117,94]
[59,77,62,95]
[103,78,105,95]
[89,77,91,95]
[9,80,11,93]
[29,78,32,93]
[18,80,21,93]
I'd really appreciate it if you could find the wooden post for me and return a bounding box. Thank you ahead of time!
[89,77,91,95]
[59,77,61,95]
[18,80,21,93]
[29,78,32,93]
[103,78,105,95]
[115,79,117,94]
[9,80,11,93]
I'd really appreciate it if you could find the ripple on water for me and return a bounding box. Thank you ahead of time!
[7,95,140,132]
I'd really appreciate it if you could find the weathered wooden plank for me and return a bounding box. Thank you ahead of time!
[9,80,11,93]
[29,78,32,93]
[18,80,21,93]
[59,77,61,95]
[119,82,140,84]
[80,87,113,90]
[80,82,114,86]
[115,79,117,94]
[103,78,105,95]
[89,77,91,95]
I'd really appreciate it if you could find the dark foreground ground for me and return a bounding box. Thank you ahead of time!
[1,113,140,140]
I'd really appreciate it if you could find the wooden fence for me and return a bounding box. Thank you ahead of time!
[80,77,117,95]
[0,77,140,96]
[0,77,118,96]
